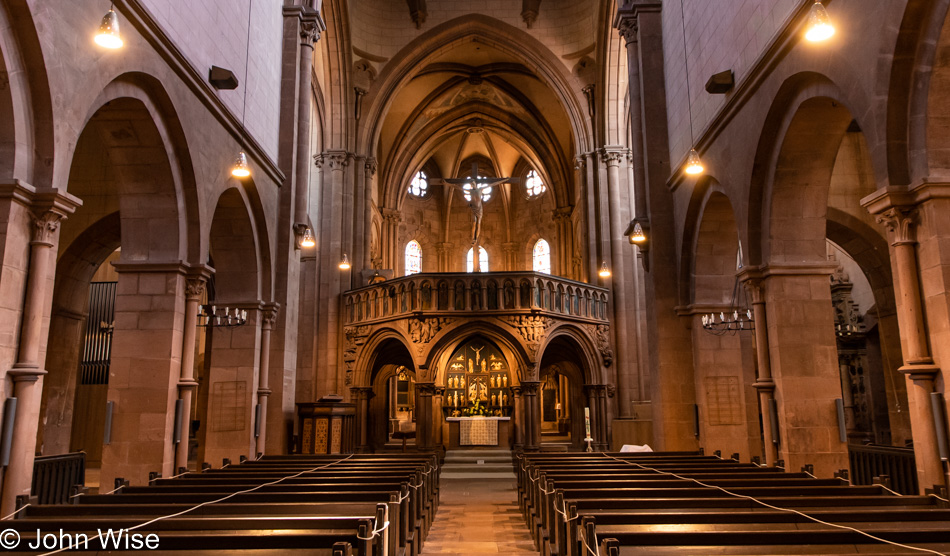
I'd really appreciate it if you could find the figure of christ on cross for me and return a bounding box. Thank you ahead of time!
[429,162,519,272]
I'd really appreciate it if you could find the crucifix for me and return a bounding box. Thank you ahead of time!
[430,162,519,272]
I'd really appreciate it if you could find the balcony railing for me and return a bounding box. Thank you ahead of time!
[343,272,609,326]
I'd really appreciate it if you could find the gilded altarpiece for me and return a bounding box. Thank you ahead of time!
[443,338,512,417]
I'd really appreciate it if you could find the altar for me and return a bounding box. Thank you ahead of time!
[445,417,511,448]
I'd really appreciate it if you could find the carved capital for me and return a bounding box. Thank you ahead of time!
[574,155,586,170]
[599,148,625,167]
[553,206,573,222]
[742,278,766,305]
[381,207,401,225]
[299,20,320,45]
[364,157,378,177]
[262,303,280,330]
[876,207,918,246]
[325,152,350,171]
[312,153,324,168]
[30,211,64,246]
[185,277,207,301]
[616,17,638,44]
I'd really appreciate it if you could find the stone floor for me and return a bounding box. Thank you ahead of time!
[420,450,538,555]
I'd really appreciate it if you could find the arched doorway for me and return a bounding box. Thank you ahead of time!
[538,333,597,451]
[366,339,416,451]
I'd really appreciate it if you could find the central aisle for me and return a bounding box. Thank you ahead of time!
[420,450,538,555]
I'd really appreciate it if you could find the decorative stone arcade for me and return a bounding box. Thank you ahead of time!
[343,271,613,452]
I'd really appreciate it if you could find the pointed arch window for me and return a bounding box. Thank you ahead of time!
[409,171,428,197]
[525,170,546,196]
[405,240,422,275]
[533,239,551,274]
[466,246,489,272]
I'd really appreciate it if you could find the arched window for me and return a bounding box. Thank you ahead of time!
[405,240,422,275]
[533,239,551,274]
[409,171,427,197]
[466,246,489,272]
[525,169,546,196]
[463,177,492,202]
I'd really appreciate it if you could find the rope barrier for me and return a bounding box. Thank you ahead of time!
[1,504,29,521]
[37,454,357,556]
[600,453,947,556]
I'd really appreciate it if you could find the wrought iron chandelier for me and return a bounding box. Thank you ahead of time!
[198,305,248,328]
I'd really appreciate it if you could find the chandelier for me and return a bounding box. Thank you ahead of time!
[701,251,754,334]
[198,305,248,328]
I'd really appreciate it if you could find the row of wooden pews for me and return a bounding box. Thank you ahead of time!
[6,453,439,556]
[517,452,950,556]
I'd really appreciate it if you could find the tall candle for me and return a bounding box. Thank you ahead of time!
[584,407,591,437]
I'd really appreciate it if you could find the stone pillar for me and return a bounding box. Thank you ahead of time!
[602,148,633,418]
[433,386,445,449]
[381,208,401,272]
[876,207,944,491]
[202,304,263,466]
[350,387,373,452]
[1,192,77,515]
[584,384,609,451]
[175,270,211,472]
[521,381,542,451]
[364,159,377,271]
[292,17,322,230]
[512,386,524,449]
[100,262,188,489]
[415,382,434,450]
[615,2,698,452]
[256,304,279,457]
[741,277,778,466]
[758,265,848,477]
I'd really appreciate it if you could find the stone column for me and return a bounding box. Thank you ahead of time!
[615,2,698,452]
[602,148,633,418]
[1,193,77,515]
[512,385,524,449]
[175,270,211,472]
[350,386,373,452]
[381,208,401,272]
[521,381,542,451]
[256,304,279,457]
[433,386,445,449]
[415,382,435,450]
[876,208,944,491]
[292,17,322,232]
[364,158,377,271]
[584,384,609,450]
[741,277,778,466]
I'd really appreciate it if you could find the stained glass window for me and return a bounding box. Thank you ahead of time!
[525,170,545,196]
[409,171,427,197]
[405,240,422,275]
[466,246,489,272]
[533,239,551,274]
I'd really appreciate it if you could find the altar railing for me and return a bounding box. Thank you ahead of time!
[342,272,610,326]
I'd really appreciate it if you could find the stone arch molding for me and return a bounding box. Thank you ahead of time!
[63,72,200,264]
[356,14,593,158]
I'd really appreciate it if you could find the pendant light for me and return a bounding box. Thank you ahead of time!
[300,227,315,248]
[804,1,835,42]
[339,254,351,270]
[598,261,611,278]
[679,0,704,176]
[231,0,253,179]
[94,3,123,49]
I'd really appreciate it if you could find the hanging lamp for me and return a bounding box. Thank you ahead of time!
[94,4,123,49]
[300,227,315,248]
[629,222,647,244]
[805,1,835,42]
[598,261,611,278]
[231,0,254,179]
[679,0,704,176]
[339,254,351,270]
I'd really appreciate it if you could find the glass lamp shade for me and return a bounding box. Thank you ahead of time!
[629,222,647,244]
[598,261,611,278]
[94,9,123,49]
[805,1,834,42]
[231,150,251,178]
[339,254,351,270]
[684,149,704,175]
[300,227,315,248]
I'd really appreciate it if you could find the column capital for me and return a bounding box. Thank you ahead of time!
[519,381,542,395]
[741,277,766,304]
[583,383,608,396]
[876,207,918,246]
[416,382,436,395]
[599,146,626,167]
[364,157,378,177]
[299,19,323,46]
[324,151,351,170]
[313,153,324,168]
[613,1,661,44]
[262,302,280,330]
